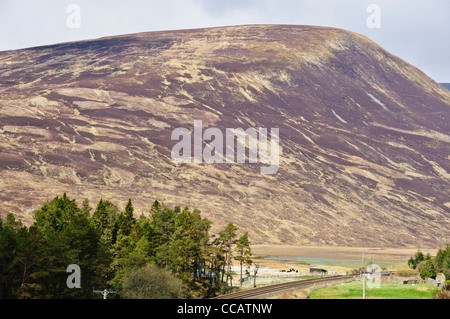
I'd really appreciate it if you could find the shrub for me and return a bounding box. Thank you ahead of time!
[395,269,418,277]
[121,263,183,299]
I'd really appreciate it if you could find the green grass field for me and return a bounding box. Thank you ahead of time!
[308,281,440,299]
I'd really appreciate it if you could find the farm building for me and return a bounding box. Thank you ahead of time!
[310,268,327,275]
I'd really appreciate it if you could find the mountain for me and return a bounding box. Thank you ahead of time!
[440,83,450,90]
[0,25,449,247]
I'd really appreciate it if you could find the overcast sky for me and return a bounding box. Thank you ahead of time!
[0,0,449,82]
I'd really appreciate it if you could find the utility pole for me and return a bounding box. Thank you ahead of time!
[93,289,118,299]
[361,252,365,269]
[362,274,366,299]
[253,262,260,288]
[361,251,366,299]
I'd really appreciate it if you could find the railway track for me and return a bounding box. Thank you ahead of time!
[211,275,355,299]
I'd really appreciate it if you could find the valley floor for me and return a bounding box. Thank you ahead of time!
[235,244,443,299]
[251,244,437,268]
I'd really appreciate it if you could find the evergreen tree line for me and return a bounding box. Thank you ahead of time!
[0,193,253,299]
[407,246,450,281]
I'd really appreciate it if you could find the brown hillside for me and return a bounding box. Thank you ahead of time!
[0,25,449,247]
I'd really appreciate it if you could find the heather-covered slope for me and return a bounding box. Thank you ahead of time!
[0,25,449,247]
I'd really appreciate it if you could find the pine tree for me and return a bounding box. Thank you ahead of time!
[80,198,92,216]
[434,247,446,272]
[149,202,178,247]
[156,207,211,297]
[112,199,137,242]
[216,223,239,287]
[407,257,415,269]
[408,249,425,269]
[31,193,104,298]
[122,199,136,236]
[420,259,437,280]
[1,194,257,299]
[443,245,450,281]
[92,199,109,235]
[235,232,252,287]
[0,216,20,298]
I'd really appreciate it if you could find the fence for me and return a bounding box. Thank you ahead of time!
[229,265,341,288]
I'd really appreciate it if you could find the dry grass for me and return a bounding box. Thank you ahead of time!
[269,288,312,299]
[252,245,436,263]
[433,285,450,299]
